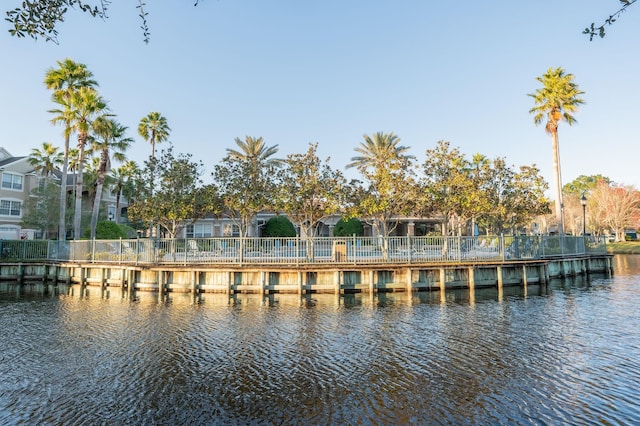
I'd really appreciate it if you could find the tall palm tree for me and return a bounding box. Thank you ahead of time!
[45,59,97,241]
[226,136,283,167]
[346,131,414,170]
[29,142,62,179]
[111,160,139,224]
[529,67,585,235]
[87,117,133,239]
[55,87,108,239]
[138,112,170,160]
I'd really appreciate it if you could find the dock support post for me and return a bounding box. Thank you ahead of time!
[52,265,59,285]
[468,267,475,291]
[298,271,303,295]
[157,270,164,299]
[127,269,135,298]
[407,269,413,293]
[100,268,107,291]
[192,271,198,295]
[497,266,503,289]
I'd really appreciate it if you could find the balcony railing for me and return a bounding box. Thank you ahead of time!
[0,235,608,266]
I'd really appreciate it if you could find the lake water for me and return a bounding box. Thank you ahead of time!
[1,256,640,425]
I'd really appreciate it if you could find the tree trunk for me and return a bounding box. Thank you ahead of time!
[73,136,86,240]
[551,129,564,235]
[58,131,70,241]
[90,177,104,240]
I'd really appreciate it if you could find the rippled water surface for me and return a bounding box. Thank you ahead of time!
[2,256,640,425]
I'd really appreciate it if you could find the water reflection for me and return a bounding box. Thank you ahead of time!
[0,258,639,425]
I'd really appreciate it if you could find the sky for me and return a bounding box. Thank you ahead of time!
[1,1,639,191]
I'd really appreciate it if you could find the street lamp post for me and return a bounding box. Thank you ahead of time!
[580,194,587,235]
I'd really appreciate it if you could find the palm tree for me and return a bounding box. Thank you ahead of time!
[29,142,62,179]
[138,112,171,160]
[55,87,108,239]
[529,67,585,235]
[346,132,414,170]
[45,59,97,240]
[87,117,133,239]
[226,136,283,167]
[111,160,139,224]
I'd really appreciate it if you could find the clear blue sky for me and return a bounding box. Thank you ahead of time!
[1,1,638,190]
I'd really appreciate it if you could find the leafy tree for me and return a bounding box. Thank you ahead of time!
[45,58,97,240]
[347,132,416,240]
[563,175,611,236]
[226,136,283,167]
[128,145,212,239]
[563,174,610,196]
[529,67,585,235]
[274,143,345,240]
[505,164,551,234]
[138,111,170,161]
[263,216,296,238]
[421,140,471,236]
[87,117,133,239]
[465,153,493,235]
[212,157,276,238]
[590,181,640,241]
[333,218,364,237]
[21,180,60,239]
[111,160,139,223]
[50,86,109,239]
[346,131,414,170]
[212,137,281,237]
[29,142,62,178]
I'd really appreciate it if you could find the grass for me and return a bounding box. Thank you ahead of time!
[606,241,640,254]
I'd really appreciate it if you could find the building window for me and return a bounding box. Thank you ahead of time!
[223,224,240,237]
[0,200,21,217]
[1,173,23,191]
[186,223,213,238]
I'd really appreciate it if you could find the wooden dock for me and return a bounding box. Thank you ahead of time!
[0,254,614,296]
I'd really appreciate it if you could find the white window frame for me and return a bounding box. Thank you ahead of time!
[186,223,213,238]
[0,199,22,217]
[1,173,23,191]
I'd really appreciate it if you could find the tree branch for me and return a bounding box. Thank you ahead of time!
[584,0,637,40]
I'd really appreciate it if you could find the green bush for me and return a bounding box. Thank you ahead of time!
[83,221,130,239]
[333,218,364,237]
[263,216,297,237]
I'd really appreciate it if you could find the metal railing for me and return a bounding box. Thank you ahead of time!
[0,235,608,265]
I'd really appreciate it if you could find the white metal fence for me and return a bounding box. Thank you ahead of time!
[0,235,608,265]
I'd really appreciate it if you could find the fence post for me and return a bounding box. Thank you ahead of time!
[353,234,357,265]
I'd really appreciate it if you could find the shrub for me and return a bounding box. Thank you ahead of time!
[263,216,297,237]
[333,218,363,237]
[83,221,130,239]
